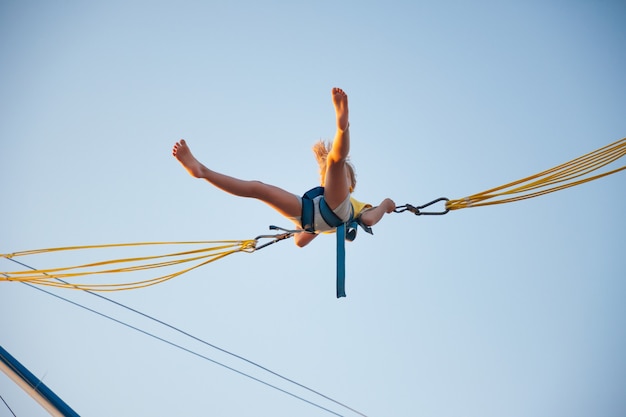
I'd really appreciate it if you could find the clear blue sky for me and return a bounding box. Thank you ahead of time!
[1,1,625,416]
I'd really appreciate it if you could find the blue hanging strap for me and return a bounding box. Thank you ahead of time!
[299,186,375,298]
[336,223,347,298]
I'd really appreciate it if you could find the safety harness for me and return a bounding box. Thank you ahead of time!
[300,186,373,298]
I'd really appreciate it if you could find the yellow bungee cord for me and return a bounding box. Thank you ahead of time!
[395,137,625,215]
[1,240,257,291]
[446,136,625,210]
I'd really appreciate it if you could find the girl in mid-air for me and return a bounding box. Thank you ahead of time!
[172,87,395,247]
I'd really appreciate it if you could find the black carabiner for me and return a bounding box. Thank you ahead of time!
[394,197,450,216]
[253,225,309,251]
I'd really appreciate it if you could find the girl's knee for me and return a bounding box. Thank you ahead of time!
[246,180,267,198]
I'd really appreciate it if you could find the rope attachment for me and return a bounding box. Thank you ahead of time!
[252,225,301,251]
[394,197,450,216]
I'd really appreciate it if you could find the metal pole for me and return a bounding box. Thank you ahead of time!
[0,345,80,416]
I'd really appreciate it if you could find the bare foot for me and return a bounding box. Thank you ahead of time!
[172,139,206,178]
[331,87,349,131]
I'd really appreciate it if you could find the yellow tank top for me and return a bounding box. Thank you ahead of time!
[350,197,372,216]
[319,197,372,235]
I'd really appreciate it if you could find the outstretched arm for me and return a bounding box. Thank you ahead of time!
[359,198,396,227]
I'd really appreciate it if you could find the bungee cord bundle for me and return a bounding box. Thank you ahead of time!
[1,240,257,291]
[446,136,626,210]
[396,137,625,214]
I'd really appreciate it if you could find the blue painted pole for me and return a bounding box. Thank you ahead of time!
[0,345,80,416]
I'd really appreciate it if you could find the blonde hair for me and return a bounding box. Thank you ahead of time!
[312,140,357,192]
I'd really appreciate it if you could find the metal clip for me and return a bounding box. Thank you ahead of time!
[252,225,308,251]
[394,197,450,216]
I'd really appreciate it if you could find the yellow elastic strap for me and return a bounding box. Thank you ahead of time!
[1,240,257,292]
[446,137,625,210]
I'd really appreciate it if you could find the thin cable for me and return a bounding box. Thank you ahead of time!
[16,280,344,417]
[83,282,368,417]
[4,258,368,416]
[0,394,18,417]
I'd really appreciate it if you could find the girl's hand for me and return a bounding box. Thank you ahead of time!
[382,198,396,213]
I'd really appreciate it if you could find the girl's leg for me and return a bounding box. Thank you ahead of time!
[323,88,351,209]
[173,140,301,218]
